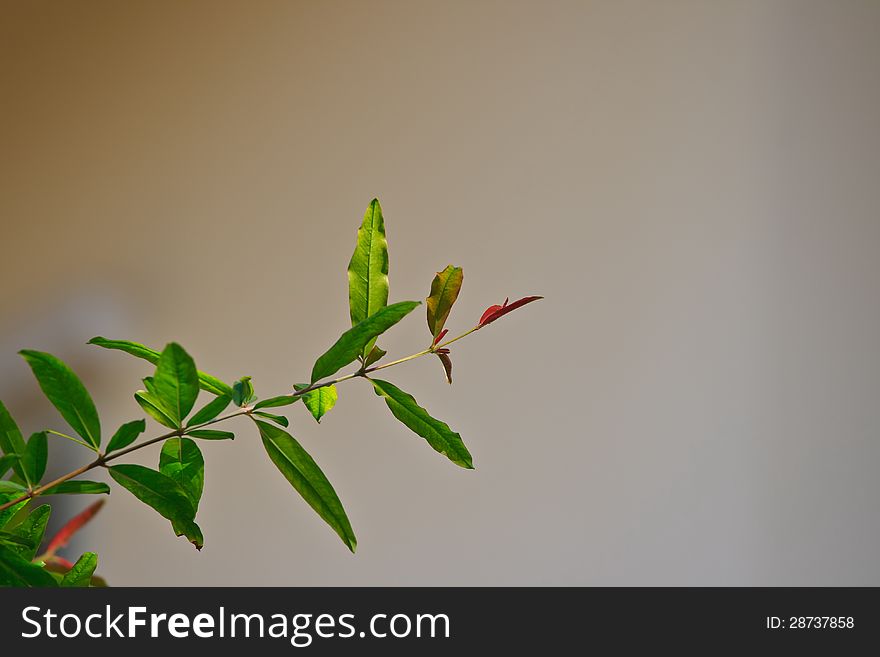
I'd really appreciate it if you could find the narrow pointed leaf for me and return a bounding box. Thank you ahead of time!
[105,419,146,454]
[0,532,36,549]
[426,265,464,338]
[19,350,101,449]
[253,411,289,427]
[88,337,232,397]
[254,420,356,552]
[477,295,543,327]
[185,429,235,440]
[159,438,204,509]
[187,395,231,426]
[0,401,28,480]
[6,505,50,560]
[46,500,104,554]
[0,492,28,530]
[371,378,473,468]
[254,395,300,410]
[60,552,97,587]
[348,198,390,358]
[44,481,110,496]
[438,353,453,384]
[311,301,420,383]
[0,544,57,587]
[135,391,178,429]
[23,432,48,485]
[152,343,199,425]
[294,384,338,423]
[0,481,26,493]
[108,465,195,524]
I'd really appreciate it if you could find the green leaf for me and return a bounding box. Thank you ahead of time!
[60,552,97,587]
[19,350,101,450]
[88,337,233,397]
[106,419,146,454]
[187,395,231,426]
[253,411,289,427]
[159,438,204,509]
[311,301,420,383]
[363,345,386,368]
[348,198,390,358]
[152,343,199,426]
[232,376,256,407]
[0,454,19,478]
[22,432,48,486]
[294,384,338,423]
[0,491,28,530]
[0,544,57,587]
[108,464,195,524]
[43,481,110,495]
[171,518,204,550]
[254,395,300,410]
[185,429,235,440]
[0,401,28,481]
[426,265,464,338]
[6,505,50,560]
[371,378,474,469]
[254,420,356,552]
[0,531,36,549]
[135,391,178,429]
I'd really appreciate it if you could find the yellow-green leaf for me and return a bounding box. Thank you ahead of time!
[348,198,389,358]
[426,265,463,339]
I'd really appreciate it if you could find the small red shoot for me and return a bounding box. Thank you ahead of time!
[45,499,105,556]
[478,296,543,327]
[432,329,449,347]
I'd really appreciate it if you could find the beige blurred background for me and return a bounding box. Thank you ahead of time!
[2,0,879,585]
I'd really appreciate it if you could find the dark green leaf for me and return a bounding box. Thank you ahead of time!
[0,544,57,587]
[88,337,233,397]
[22,432,48,486]
[185,429,235,440]
[232,376,256,407]
[0,532,35,549]
[371,378,473,469]
[108,464,195,524]
[348,198,390,358]
[19,350,101,449]
[426,265,464,338]
[135,391,178,429]
[254,420,356,552]
[0,453,19,478]
[253,411,289,427]
[106,419,146,454]
[159,438,204,509]
[0,400,31,481]
[254,395,300,410]
[6,505,50,560]
[187,395,231,426]
[171,518,204,550]
[363,345,386,368]
[43,481,110,496]
[60,552,97,587]
[311,301,420,382]
[0,480,26,493]
[294,384,338,423]
[152,343,199,426]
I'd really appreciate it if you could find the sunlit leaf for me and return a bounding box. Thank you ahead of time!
[254,420,356,552]
[135,390,178,429]
[19,350,101,450]
[311,301,420,383]
[185,429,235,440]
[187,395,231,426]
[44,481,110,496]
[60,552,97,587]
[160,438,205,550]
[253,395,300,410]
[253,411,289,428]
[88,337,232,397]
[0,491,28,531]
[348,198,390,359]
[152,343,199,426]
[232,376,256,407]
[5,504,50,560]
[426,265,463,339]
[105,419,146,455]
[371,378,473,469]
[108,465,195,526]
[295,384,338,423]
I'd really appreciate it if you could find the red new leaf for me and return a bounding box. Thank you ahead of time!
[46,499,105,556]
[437,353,453,384]
[478,296,543,327]
[432,329,449,347]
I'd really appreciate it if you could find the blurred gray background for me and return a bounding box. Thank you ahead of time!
[2,0,879,585]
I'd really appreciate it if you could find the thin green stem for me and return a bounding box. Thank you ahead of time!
[46,429,95,451]
[0,325,484,513]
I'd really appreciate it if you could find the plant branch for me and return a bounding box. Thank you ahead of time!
[0,326,484,513]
